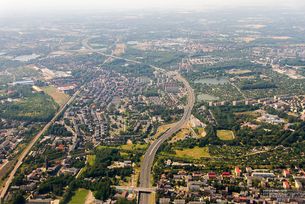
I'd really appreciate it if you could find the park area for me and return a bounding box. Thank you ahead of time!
[175,146,210,159]
[68,188,89,204]
[217,130,235,140]
[41,86,70,106]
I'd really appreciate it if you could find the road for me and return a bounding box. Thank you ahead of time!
[139,72,195,203]
[82,39,141,65]
[0,89,81,202]
[82,38,196,204]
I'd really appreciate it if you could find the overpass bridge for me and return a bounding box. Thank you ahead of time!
[114,186,156,193]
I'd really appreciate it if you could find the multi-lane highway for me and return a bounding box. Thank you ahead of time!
[139,71,195,204]
[0,89,81,203]
[83,38,196,204]
[0,38,195,204]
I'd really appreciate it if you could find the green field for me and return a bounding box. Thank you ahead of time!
[175,146,210,159]
[197,93,219,102]
[69,188,89,204]
[120,143,147,151]
[217,130,235,140]
[41,86,70,106]
[87,155,96,166]
[0,92,58,122]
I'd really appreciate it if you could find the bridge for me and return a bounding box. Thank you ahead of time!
[114,186,156,193]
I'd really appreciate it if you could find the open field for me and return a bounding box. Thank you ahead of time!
[69,188,89,204]
[171,128,192,142]
[0,93,57,121]
[153,123,176,139]
[175,146,210,159]
[271,36,291,40]
[225,69,252,75]
[217,130,235,140]
[197,93,219,102]
[41,86,70,106]
[241,37,256,43]
[87,155,96,166]
[195,127,207,138]
[234,111,261,118]
[120,143,147,151]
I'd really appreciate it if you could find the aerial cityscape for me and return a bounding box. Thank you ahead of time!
[0,0,305,203]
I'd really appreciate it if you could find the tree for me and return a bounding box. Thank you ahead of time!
[12,191,25,204]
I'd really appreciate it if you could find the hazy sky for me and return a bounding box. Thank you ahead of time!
[1,0,305,17]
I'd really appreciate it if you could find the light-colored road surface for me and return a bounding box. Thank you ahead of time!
[0,89,81,202]
[139,72,195,204]
[83,38,196,204]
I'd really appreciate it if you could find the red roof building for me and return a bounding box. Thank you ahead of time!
[208,172,217,179]
[283,180,290,189]
[234,167,241,177]
[283,169,290,177]
[221,172,231,179]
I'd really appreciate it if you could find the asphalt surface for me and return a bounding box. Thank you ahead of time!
[0,89,81,202]
[139,72,195,204]
[0,39,194,203]
[82,39,196,204]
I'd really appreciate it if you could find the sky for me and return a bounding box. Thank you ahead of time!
[1,0,305,17]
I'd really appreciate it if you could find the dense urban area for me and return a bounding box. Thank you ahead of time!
[0,5,305,204]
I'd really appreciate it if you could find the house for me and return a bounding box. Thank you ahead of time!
[246,167,252,173]
[188,181,205,192]
[11,80,34,86]
[123,160,132,167]
[20,182,37,191]
[252,172,275,179]
[283,169,291,177]
[47,165,61,175]
[173,174,183,181]
[234,167,241,177]
[221,172,231,179]
[60,167,79,176]
[173,199,186,204]
[208,172,217,180]
[295,180,303,190]
[159,198,170,204]
[283,180,290,189]
[192,172,203,180]
[27,199,52,204]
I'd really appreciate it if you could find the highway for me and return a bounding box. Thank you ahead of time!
[83,38,196,204]
[0,38,195,203]
[139,71,195,204]
[0,89,81,203]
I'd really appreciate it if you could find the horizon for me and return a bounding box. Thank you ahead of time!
[1,0,305,17]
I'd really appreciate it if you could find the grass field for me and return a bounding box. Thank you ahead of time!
[235,111,261,118]
[171,129,191,142]
[195,127,206,138]
[217,130,235,140]
[154,123,175,139]
[69,188,89,204]
[225,69,252,75]
[0,93,57,121]
[41,86,70,106]
[120,143,147,151]
[87,155,96,166]
[175,146,210,159]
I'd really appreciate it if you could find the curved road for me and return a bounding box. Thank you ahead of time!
[139,72,195,203]
[83,38,195,204]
